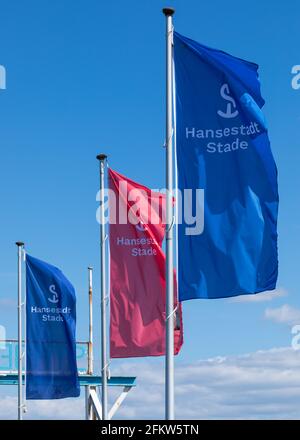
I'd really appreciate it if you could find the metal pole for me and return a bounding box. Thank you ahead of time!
[85,386,91,421]
[163,7,175,421]
[96,153,108,420]
[86,267,94,420]
[16,241,24,420]
[88,266,94,376]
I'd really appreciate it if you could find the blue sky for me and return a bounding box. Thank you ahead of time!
[0,0,300,419]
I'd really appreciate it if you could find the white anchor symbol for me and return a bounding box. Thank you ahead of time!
[48,285,59,304]
[217,83,239,119]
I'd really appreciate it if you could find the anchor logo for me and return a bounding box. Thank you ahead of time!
[217,83,239,119]
[48,285,59,304]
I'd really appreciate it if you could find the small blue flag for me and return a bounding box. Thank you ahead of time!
[174,32,278,300]
[26,254,80,399]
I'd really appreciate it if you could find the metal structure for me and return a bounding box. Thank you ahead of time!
[85,266,95,420]
[0,340,89,374]
[1,238,136,420]
[96,153,109,420]
[162,7,176,420]
[0,372,136,420]
[16,242,25,420]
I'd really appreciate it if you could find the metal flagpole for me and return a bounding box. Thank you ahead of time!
[85,266,94,420]
[96,154,108,420]
[88,266,94,376]
[16,241,24,420]
[162,7,175,420]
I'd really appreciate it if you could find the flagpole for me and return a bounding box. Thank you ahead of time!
[16,241,24,420]
[163,7,175,420]
[97,154,108,420]
[88,266,94,376]
[85,266,94,420]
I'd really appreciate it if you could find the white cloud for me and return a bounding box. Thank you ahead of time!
[0,395,85,420]
[1,347,300,420]
[230,287,287,303]
[265,304,300,326]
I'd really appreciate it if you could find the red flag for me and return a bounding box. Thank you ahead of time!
[109,168,183,358]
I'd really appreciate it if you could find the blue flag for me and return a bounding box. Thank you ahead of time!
[174,32,278,300]
[26,254,80,399]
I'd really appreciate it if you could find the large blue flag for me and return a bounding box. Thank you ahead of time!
[26,254,80,399]
[174,32,278,300]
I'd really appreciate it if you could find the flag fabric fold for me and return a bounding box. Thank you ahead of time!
[109,168,183,358]
[26,254,80,399]
[174,32,279,300]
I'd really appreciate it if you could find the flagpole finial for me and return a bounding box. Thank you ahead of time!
[16,242,24,247]
[96,154,107,162]
[162,7,175,16]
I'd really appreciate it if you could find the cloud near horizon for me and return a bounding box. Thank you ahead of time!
[265,304,300,326]
[1,347,300,420]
